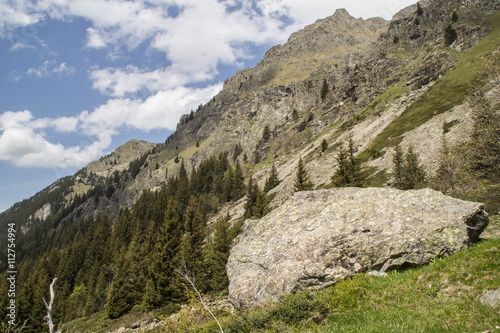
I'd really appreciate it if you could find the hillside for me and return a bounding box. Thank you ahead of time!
[1,0,500,331]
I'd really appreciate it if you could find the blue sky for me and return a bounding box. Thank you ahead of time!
[0,0,417,212]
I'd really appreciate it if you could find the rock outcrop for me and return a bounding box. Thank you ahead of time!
[227,187,488,308]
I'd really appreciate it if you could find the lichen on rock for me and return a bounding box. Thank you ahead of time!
[227,187,488,308]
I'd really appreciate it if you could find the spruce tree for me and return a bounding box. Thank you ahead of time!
[331,137,365,187]
[392,144,405,188]
[294,157,314,192]
[320,79,329,101]
[204,216,232,291]
[179,197,205,286]
[264,164,281,192]
[392,145,426,190]
[244,177,258,218]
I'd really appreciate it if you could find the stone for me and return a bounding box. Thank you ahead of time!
[478,289,500,307]
[227,187,487,308]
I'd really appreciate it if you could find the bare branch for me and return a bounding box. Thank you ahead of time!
[44,278,57,333]
[175,268,224,333]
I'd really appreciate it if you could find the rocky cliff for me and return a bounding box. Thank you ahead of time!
[227,187,488,308]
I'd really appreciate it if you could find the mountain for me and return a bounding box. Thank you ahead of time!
[1,0,499,331]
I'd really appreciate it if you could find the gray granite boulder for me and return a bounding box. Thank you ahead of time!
[227,187,488,308]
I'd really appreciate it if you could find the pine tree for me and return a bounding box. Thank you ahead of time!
[294,157,314,192]
[178,197,205,287]
[107,250,144,319]
[144,200,185,309]
[321,139,329,153]
[262,125,271,141]
[264,164,281,192]
[416,2,423,16]
[444,24,457,46]
[331,137,365,187]
[392,145,426,190]
[204,216,232,291]
[320,79,329,101]
[244,177,258,218]
[253,187,269,219]
[392,144,405,188]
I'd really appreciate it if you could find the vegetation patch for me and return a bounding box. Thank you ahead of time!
[358,11,500,162]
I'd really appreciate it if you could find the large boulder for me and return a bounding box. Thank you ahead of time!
[227,187,488,308]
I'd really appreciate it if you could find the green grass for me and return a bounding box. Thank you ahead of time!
[357,10,500,162]
[185,232,500,333]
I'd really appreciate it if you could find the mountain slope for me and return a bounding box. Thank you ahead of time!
[1,0,500,330]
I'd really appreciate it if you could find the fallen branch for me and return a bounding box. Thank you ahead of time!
[43,278,57,333]
[175,268,224,333]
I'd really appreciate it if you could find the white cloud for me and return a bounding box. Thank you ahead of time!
[0,82,220,168]
[53,62,76,76]
[9,42,35,51]
[27,60,76,78]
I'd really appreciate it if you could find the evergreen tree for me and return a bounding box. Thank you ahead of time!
[262,125,271,141]
[320,79,329,101]
[107,251,143,319]
[231,162,246,200]
[331,137,365,187]
[321,139,329,153]
[244,177,258,218]
[467,89,500,182]
[416,2,423,16]
[111,207,132,256]
[253,187,269,218]
[392,145,426,190]
[444,24,457,46]
[178,197,205,286]
[392,144,405,188]
[294,157,314,192]
[204,216,232,291]
[264,164,281,192]
[144,200,185,309]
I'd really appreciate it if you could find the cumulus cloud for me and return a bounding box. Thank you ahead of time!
[0,110,101,168]
[0,83,220,168]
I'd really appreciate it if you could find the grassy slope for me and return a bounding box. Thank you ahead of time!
[357,10,500,162]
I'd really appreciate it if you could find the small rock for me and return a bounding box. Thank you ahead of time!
[478,289,500,307]
[368,271,388,277]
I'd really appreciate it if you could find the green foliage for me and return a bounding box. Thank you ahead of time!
[128,150,151,178]
[444,24,457,46]
[321,138,329,152]
[452,11,459,23]
[392,145,427,190]
[263,164,281,192]
[294,157,315,192]
[393,35,400,44]
[416,2,423,16]
[203,216,233,292]
[262,125,271,142]
[320,78,329,101]
[331,137,366,187]
[244,177,269,219]
[292,108,299,121]
[0,321,27,333]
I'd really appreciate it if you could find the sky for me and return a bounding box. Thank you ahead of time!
[0,0,418,212]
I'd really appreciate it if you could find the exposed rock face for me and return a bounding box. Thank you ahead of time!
[227,187,488,308]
